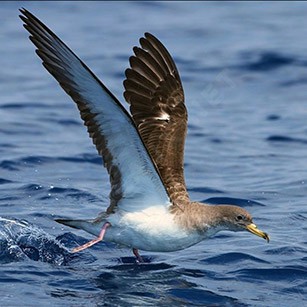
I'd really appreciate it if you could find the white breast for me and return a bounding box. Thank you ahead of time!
[105,206,205,252]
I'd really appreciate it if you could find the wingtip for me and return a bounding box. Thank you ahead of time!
[19,7,28,17]
[19,8,41,24]
[141,32,155,44]
[19,8,31,23]
[18,8,26,20]
[144,32,152,38]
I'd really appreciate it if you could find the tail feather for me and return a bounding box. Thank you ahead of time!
[55,219,88,229]
[55,218,103,237]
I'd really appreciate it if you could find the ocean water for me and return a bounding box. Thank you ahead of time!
[0,1,306,306]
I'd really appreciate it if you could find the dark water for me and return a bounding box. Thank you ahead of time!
[1,2,306,306]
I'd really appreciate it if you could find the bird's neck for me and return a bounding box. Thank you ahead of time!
[173,202,231,233]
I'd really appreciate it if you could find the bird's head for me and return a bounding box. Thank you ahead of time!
[212,205,270,242]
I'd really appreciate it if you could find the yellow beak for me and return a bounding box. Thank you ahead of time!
[246,223,270,242]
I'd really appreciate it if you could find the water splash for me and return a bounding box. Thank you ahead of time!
[0,217,71,265]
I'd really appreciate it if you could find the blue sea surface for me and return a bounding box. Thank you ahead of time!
[0,1,306,306]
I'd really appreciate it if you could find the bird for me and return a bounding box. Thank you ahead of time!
[19,8,269,262]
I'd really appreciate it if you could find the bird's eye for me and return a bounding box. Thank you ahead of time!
[236,215,243,221]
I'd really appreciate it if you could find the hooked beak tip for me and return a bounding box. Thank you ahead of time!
[246,223,270,243]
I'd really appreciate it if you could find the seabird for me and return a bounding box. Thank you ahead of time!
[20,9,269,262]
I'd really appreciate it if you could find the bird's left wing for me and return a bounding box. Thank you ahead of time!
[19,8,170,213]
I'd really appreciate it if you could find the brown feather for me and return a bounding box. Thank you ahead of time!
[124,33,190,205]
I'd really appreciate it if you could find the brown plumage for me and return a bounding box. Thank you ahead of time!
[124,33,189,206]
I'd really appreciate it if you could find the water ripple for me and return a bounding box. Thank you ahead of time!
[205,197,266,207]
[239,51,298,71]
[233,267,307,281]
[201,252,268,265]
[0,178,13,185]
[267,135,307,145]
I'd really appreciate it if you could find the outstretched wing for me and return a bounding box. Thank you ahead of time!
[20,9,170,213]
[124,33,189,205]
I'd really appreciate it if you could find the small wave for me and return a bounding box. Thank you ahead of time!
[289,213,307,222]
[205,197,266,207]
[280,77,307,87]
[201,252,268,265]
[239,51,299,71]
[108,260,173,271]
[233,267,307,282]
[17,183,101,203]
[167,287,246,307]
[267,135,307,145]
[0,156,55,171]
[56,119,81,126]
[0,154,101,171]
[266,114,281,121]
[265,245,306,256]
[189,187,224,194]
[0,178,13,185]
[60,153,101,165]
[0,102,50,110]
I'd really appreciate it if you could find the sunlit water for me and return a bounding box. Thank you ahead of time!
[0,2,306,306]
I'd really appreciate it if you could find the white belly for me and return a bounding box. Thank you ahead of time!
[104,206,205,252]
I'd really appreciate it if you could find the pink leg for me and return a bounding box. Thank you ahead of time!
[133,248,144,263]
[72,222,111,253]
